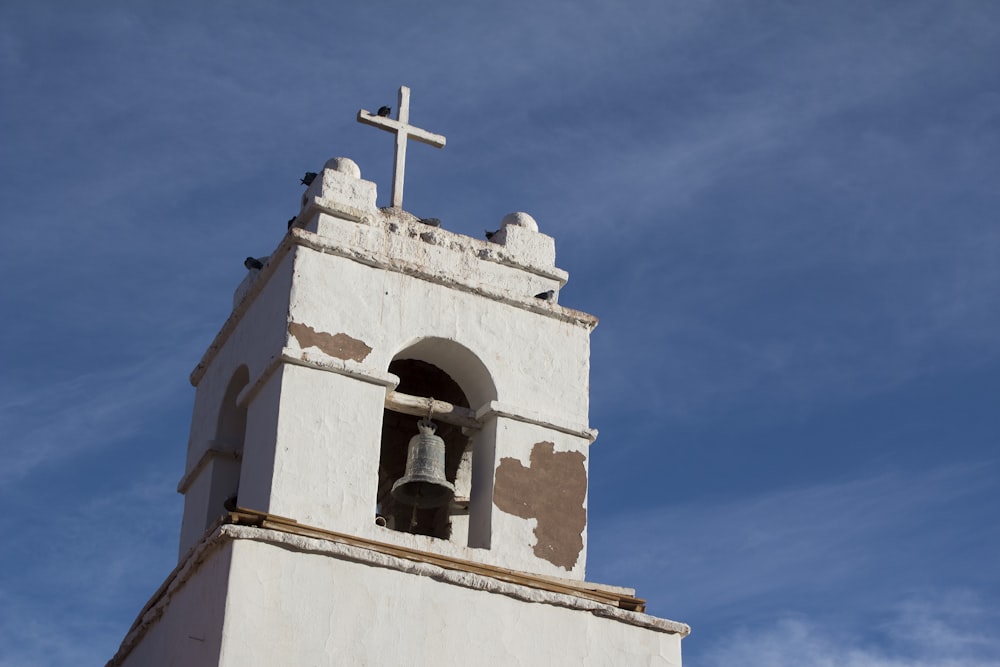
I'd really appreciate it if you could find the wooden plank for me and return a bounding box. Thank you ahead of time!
[384,391,480,429]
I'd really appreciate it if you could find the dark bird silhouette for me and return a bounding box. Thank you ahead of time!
[300,172,318,186]
[485,229,498,241]
[534,290,555,301]
[287,216,298,230]
[420,217,441,227]
[245,257,264,271]
[377,106,391,117]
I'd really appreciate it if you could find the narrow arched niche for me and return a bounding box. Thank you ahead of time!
[216,366,249,451]
[206,365,248,526]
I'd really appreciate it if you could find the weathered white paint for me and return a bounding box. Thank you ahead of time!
[111,526,687,667]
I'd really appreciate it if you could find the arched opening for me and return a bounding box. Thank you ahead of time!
[377,359,470,539]
[375,339,496,545]
[207,365,248,524]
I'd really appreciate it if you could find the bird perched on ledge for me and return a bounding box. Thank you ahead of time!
[300,172,318,186]
[244,257,264,271]
[534,290,555,302]
[377,106,391,117]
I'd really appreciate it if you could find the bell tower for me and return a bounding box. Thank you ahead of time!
[109,88,689,667]
[176,152,599,579]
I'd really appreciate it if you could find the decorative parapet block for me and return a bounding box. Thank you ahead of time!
[492,224,556,269]
[300,158,378,217]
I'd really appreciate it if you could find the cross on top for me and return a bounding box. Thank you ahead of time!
[357,86,446,209]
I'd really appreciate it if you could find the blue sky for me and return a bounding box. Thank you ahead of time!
[1,1,998,665]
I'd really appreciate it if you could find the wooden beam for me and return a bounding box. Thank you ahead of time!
[384,390,480,429]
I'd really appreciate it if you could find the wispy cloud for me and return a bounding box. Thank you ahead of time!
[521,5,1000,419]
[702,593,1000,667]
[588,461,998,622]
[0,348,192,486]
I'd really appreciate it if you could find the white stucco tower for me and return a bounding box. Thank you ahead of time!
[108,95,689,666]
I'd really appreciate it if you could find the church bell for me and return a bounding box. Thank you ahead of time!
[391,417,455,509]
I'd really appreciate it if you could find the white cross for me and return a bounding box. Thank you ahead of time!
[357,86,446,209]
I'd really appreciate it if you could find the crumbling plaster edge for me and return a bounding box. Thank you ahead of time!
[227,524,691,637]
[304,201,570,284]
[370,208,569,284]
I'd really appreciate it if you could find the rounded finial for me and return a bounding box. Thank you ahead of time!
[500,211,539,232]
[323,157,361,179]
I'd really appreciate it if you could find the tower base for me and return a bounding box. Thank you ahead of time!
[109,522,688,666]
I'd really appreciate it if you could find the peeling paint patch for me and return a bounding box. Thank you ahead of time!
[288,322,372,362]
[494,441,586,570]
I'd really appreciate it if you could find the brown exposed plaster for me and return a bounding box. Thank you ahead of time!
[493,441,587,570]
[287,321,372,362]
